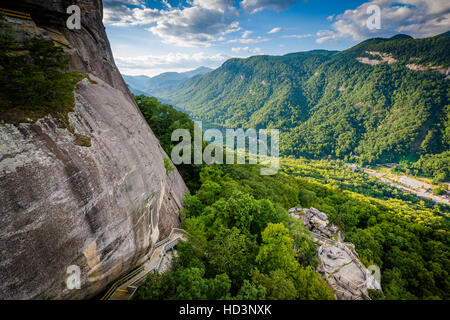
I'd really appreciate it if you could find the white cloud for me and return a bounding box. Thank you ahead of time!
[316,30,336,43]
[116,52,228,76]
[103,5,161,26]
[161,0,172,9]
[242,30,253,38]
[282,33,313,39]
[104,0,241,47]
[268,27,285,34]
[231,47,262,54]
[317,0,450,43]
[240,0,301,13]
[104,0,144,5]
[228,36,269,44]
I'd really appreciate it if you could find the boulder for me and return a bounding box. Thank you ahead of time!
[317,243,381,300]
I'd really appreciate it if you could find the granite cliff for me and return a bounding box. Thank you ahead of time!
[0,0,188,299]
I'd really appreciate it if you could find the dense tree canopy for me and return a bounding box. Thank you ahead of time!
[160,33,450,177]
[134,78,449,300]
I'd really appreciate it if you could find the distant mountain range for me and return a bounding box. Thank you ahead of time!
[157,32,450,167]
[123,66,213,98]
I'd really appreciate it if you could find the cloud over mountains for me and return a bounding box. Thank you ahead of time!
[103,0,302,46]
[318,0,450,43]
[105,0,450,47]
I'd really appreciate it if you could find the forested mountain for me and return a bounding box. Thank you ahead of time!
[123,66,212,97]
[161,32,450,179]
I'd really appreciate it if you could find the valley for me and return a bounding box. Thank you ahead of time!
[143,33,450,182]
[131,95,449,300]
[1,0,449,303]
[122,33,450,300]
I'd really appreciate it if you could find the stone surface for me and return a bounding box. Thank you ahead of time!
[0,1,188,299]
[291,207,383,300]
[291,207,341,240]
[357,51,398,66]
[317,242,382,300]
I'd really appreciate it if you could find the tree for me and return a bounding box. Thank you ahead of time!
[287,219,318,266]
[252,269,297,300]
[182,194,203,217]
[383,268,418,300]
[208,227,257,290]
[250,199,285,239]
[432,186,447,196]
[184,217,208,258]
[207,273,232,300]
[256,223,298,274]
[174,268,231,300]
[196,180,222,205]
[174,268,209,300]
[235,280,265,300]
[173,241,205,271]
[132,272,176,300]
[220,190,259,233]
[292,266,335,300]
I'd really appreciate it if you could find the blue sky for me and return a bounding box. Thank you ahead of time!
[103,0,450,76]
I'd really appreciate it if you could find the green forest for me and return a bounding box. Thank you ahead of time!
[133,95,449,300]
[159,33,450,181]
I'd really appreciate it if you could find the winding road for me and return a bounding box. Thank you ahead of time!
[363,169,450,206]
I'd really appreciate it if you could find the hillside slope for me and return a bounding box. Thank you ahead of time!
[162,33,450,169]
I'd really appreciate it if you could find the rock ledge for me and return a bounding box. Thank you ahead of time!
[290,207,383,300]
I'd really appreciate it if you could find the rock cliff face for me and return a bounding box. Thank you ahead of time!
[290,207,382,300]
[0,1,188,299]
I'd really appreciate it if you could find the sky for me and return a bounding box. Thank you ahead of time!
[103,0,450,76]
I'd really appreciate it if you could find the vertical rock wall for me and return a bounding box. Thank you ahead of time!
[0,0,188,299]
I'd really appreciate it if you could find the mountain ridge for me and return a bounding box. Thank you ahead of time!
[159,33,450,176]
[123,66,213,97]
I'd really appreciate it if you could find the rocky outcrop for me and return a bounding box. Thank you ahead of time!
[290,207,382,300]
[356,51,398,66]
[0,1,188,299]
[357,51,449,80]
[290,207,341,241]
[317,242,382,300]
[407,63,450,79]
